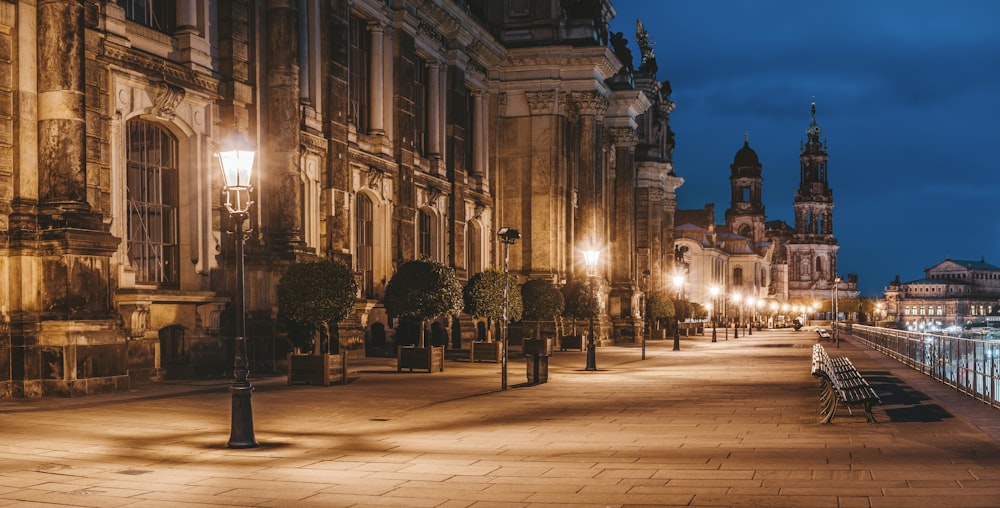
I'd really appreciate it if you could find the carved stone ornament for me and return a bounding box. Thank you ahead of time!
[151,81,186,120]
[525,91,557,115]
[119,303,151,340]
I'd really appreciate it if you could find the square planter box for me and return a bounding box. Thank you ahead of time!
[470,341,501,363]
[523,338,553,356]
[397,346,445,372]
[559,335,584,351]
[287,353,347,386]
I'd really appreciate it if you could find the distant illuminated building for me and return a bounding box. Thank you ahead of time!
[883,257,1000,330]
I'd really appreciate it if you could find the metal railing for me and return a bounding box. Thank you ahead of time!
[843,323,1000,410]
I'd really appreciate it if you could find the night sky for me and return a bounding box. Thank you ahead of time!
[609,1,1000,297]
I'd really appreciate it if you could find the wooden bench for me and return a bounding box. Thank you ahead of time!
[816,329,832,342]
[811,344,881,423]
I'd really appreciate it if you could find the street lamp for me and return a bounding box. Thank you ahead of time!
[498,227,521,390]
[671,273,684,351]
[218,140,257,449]
[833,276,841,348]
[583,249,600,371]
[709,285,719,343]
[641,269,651,360]
[746,296,755,336]
[732,292,741,338]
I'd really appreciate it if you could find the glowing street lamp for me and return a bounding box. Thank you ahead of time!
[671,273,684,351]
[732,292,742,338]
[218,139,257,449]
[709,285,719,342]
[583,249,601,371]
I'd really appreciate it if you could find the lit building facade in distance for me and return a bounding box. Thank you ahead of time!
[883,257,1000,331]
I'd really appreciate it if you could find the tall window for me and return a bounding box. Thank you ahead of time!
[348,16,370,133]
[117,0,176,33]
[418,209,432,259]
[733,267,743,288]
[467,222,482,276]
[356,193,374,298]
[126,119,179,286]
[414,59,428,156]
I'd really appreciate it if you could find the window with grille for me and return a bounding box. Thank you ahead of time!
[126,119,179,286]
[117,0,176,33]
[419,209,432,259]
[356,193,374,298]
[349,15,369,133]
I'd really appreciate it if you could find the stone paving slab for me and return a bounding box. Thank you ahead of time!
[1,329,1000,506]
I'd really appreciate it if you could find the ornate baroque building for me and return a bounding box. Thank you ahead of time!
[883,258,1000,330]
[0,0,679,397]
[674,103,858,318]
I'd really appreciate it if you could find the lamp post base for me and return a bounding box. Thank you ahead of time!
[585,334,597,371]
[227,336,257,449]
[673,326,680,351]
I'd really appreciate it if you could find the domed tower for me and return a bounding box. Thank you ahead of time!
[787,101,840,296]
[725,134,766,243]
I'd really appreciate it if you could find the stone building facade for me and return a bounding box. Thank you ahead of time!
[883,258,1000,330]
[673,103,858,320]
[0,0,678,397]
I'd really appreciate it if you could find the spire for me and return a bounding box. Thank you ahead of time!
[806,100,821,138]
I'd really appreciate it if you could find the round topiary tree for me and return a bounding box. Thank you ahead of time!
[383,258,464,347]
[521,278,564,339]
[562,278,599,335]
[645,290,675,331]
[276,258,358,355]
[464,268,522,342]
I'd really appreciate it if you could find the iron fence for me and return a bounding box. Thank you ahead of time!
[843,323,1000,410]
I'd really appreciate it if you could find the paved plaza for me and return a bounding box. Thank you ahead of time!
[2,329,1000,507]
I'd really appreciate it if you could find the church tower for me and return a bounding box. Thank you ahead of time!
[725,134,766,243]
[786,102,840,298]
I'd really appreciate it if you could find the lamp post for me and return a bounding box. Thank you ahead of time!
[709,285,719,343]
[833,276,841,348]
[584,249,600,371]
[218,141,257,449]
[732,292,741,338]
[672,273,684,351]
[641,269,650,360]
[746,296,754,336]
[497,227,521,390]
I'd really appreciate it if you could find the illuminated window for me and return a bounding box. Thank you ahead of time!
[418,209,432,258]
[126,119,179,286]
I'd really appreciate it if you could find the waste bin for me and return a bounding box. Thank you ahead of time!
[526,353,548,384]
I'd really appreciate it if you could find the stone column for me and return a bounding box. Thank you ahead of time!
[367,22,384,135]
[427,61,441,158]
[572,91,609,258]
[177,0,198,32]
[471,90,485,178]
[264,0,304,249]
[608,126,637,293]
[36,0,92,227]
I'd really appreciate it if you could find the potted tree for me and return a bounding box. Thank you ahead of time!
[520,279,564,355]
[645,290,674,340]
[463,268,522,363]
[560,278,597,351]
[276,258,359,386]
[383,258,463,372]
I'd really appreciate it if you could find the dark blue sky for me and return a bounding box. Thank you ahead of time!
[609,1,1000,297]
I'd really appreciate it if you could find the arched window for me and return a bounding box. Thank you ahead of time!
[126,119,179,286]
[733,267,743,288]
[418,209,432,258]
[356,193,374,298]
